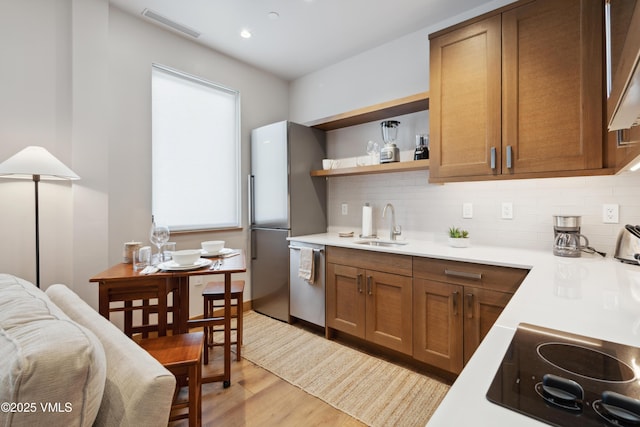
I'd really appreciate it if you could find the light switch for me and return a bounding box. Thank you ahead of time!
[462,203,473,219]
[341,203,348,215]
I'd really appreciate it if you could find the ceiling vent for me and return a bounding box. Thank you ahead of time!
[141,8,201,39]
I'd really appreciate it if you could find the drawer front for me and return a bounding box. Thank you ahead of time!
[413,257,528,293]
[327,246,412,277]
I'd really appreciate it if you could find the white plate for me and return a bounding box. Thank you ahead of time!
[158,258,212,271]
[201,248,234,257]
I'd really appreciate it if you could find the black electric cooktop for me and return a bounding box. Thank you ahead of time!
[486,323,640,426]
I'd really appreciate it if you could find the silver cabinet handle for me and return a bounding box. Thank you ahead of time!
[367,276,372,295]
[357,274,363,293]
[444,269,482,280]
[452,291,459,316]
[506,145,513,169]
[490,147,496,169]
[466,293,474,319]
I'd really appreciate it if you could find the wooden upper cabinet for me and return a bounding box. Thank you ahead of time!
[610,0,640,171]
[502,0,603,174]
[429,0,605,182]
[430,15,502,179]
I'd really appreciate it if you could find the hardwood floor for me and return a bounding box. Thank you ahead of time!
[169,347,365,427]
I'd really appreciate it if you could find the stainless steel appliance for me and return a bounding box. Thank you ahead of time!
[553,215,586,258]
[614,224,640,265]
[380,120,400,163]
[249,121,326,322]
[487,323,640,426]
[289,242,325,327]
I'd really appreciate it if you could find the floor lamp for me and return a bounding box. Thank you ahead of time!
[0,146,80,287]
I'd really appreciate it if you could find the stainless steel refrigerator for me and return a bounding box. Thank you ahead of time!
[249,121,326,322]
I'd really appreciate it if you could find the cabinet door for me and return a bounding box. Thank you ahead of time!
[463,287,513,364]
[502,0,603,174]
[326,263,365,338]
[610,0,640,171]
[365,270,413,355]
[413,279,463,373]
[430,14,502,179]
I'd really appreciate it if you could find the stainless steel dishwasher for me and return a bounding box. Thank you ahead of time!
[289,242,325,327]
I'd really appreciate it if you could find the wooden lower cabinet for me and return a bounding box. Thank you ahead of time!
[413,257,528,374]
[326,247,413,355]
[326,247,528,374]
[413,279,464,373]
[462,287,514,365]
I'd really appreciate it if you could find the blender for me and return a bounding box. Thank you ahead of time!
[380,120,400,163]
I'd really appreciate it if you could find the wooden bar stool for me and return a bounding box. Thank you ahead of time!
[138,332,203,427]
[202,280,244,363]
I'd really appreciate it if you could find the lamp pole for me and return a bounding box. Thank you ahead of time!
[33,174,40,287]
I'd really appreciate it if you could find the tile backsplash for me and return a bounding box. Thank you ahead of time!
[324,109,640,256]
[327,170,640,256]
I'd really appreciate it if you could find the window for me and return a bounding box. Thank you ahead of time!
[151,64,240,231]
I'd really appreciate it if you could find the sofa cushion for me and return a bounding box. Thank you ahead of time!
[0,274,106,427]
[45,284,176,427]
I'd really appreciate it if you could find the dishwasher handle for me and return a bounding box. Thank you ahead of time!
[288,245,324,253]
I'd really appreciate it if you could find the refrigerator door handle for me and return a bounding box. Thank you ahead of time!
[248,174,255,226]
[250,229,257,260]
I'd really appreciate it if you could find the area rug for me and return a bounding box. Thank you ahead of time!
[241,311,451,427]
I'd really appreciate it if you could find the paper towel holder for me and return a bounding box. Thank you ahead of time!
[360,202,377,239]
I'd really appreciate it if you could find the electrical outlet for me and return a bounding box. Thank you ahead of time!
[462,202,473,219]
[192,276,204,286]
[603,204,619,223]
[501,202,513,219]
[341,203,348,215]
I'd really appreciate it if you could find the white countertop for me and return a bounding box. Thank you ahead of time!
[289,233,640,426]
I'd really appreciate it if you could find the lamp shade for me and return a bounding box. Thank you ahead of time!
[0,146,80,180]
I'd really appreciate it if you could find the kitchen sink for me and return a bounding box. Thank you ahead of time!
[353,240,408,247]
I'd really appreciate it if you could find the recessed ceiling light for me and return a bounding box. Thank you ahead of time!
[267,11,280,20]
[240,29,252,39]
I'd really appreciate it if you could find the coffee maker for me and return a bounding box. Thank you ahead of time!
[553,215,589,257]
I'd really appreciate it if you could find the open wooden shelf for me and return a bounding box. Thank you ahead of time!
[307,92,430,131]
[311,159,430,177]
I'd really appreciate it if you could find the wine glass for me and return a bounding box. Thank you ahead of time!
[150,222,170,264]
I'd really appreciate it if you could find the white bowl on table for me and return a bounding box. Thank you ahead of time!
[201,240,225,254]
[171,249,202,266]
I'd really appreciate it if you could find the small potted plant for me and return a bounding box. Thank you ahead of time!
[448,226,470,248]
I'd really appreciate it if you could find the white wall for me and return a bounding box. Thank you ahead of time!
[289,0,515,125]
[0,2,290,319]
[290,0,640,257]
[107,8,289,316]
[0,0,75,287]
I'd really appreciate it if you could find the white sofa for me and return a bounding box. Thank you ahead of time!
[0,274,176,427]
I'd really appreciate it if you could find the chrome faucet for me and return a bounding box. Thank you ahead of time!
[382,203,402,241]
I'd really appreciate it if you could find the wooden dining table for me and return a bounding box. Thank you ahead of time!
[89,249,246,387]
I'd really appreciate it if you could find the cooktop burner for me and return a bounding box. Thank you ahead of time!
[486,323,640,426]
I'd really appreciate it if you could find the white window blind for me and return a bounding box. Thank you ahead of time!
[151,64,240,231]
